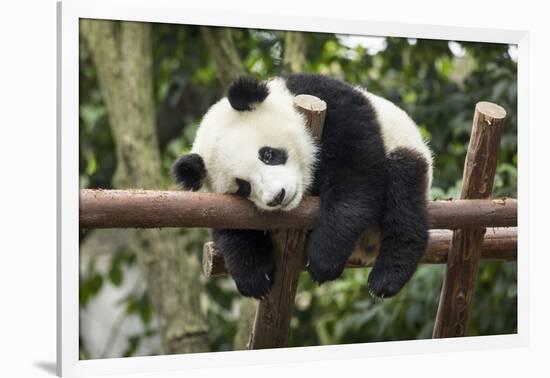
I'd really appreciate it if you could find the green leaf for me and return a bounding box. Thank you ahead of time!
[108,265,123,286]
[139,293,153,325]
[89,274,103,295]
[126,297,139,314]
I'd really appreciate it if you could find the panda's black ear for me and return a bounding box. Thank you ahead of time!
[227,76,269,111]
[172,153,206,191]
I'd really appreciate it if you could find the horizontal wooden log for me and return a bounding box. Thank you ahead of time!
[80,189,517,230]
[201,227,517,277]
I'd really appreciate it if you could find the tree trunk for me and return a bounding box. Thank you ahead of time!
[284,31,307,73]
[200,26,246,91]
[80,19,209,354]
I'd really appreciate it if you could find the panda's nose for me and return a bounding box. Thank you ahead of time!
[267,189,286,207]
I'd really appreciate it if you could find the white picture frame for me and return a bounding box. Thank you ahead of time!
[58,0,529,376]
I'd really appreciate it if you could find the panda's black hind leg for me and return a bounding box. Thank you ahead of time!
[367,147,430,298]
[212,229,274,299]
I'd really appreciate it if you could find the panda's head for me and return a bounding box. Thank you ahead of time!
[172,76,317,211]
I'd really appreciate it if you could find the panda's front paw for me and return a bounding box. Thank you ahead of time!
[232,262,275,300]
[367,263,416,298]
[305,229,347,283]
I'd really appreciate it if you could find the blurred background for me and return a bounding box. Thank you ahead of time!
[78,20,517,359]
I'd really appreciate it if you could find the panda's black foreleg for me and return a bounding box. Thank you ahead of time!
[367,147,430,298]
[212,229,275,299]
[305,185,383,284]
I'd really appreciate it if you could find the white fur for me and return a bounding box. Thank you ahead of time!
[191,78,432,211]
[191,78,317,211]
[360,89,433,199]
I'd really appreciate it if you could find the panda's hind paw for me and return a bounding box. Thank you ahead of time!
[232,266,274,300]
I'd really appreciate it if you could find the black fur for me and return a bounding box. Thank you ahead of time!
[227,76,269,111]
[172,153,206,191]
[367,147,429,297]
[212,229,274,299]
[259,147,288,165]
[285,74,387,284]
[234,178,251,197]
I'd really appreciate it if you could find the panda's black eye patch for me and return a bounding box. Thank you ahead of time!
[259,147,287,165]
[234,178,251,197]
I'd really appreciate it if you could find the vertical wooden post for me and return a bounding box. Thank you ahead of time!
[248,95,326,349]
[433,102,506,338]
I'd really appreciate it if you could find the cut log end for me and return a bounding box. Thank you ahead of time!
[476,101,507,120]
[294,94,327,113]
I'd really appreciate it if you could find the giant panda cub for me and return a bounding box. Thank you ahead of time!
[173,74,433,299]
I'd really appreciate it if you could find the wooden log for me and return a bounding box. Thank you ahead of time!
[202,228,517,277]
[248,95,326,350]
[79,189,518,230]
[433,102,507,338]
[80,189,319,230]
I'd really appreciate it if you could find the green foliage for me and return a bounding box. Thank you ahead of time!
[469,261,517,335]
[79,258,103,308]
[79,248,160,358]
[291,266,443,345]
[79,23,517,355]
[204,276,241,351]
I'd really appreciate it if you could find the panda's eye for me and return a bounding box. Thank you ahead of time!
[262,148,273,163]
[234,178,251,197]
[259,147,287,165]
